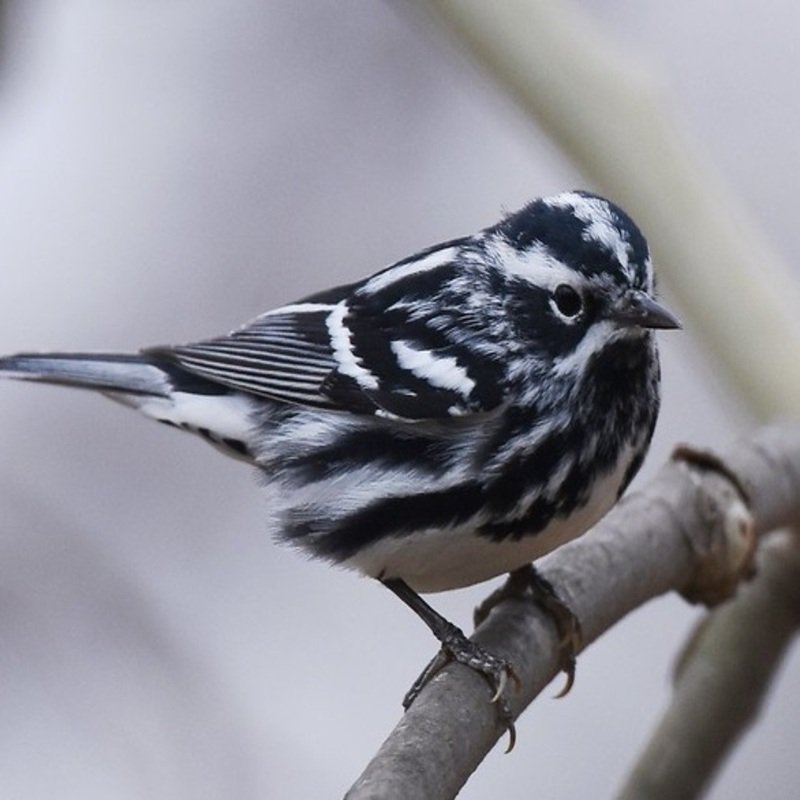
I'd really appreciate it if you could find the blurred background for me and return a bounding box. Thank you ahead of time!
[0,1,792,797]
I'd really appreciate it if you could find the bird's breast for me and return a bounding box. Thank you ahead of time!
[343,438,644,593]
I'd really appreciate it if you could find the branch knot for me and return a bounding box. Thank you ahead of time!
[672,444,757,605]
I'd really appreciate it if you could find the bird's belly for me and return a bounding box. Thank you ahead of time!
[345,445,636,593]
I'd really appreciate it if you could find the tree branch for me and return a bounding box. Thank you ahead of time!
[366,3,800,797]
[614,529,800,800]
[345,425,800,799]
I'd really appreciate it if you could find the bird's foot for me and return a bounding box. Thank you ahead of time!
[403,619,521,752]
[474,564,582,697]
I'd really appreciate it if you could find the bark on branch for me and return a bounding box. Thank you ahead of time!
[345,424,800,800]
[615,529,800,799]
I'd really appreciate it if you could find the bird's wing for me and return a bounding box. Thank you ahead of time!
[147,302,343,410]
[320,290,508,420]
[152,252,508,421]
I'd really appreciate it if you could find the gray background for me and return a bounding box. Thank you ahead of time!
[0,2,791,797]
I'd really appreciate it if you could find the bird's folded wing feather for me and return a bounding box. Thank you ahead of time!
[147,303,341,409]
[150,282,507,421]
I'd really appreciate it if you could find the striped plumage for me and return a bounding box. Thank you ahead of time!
[0,191,679,712]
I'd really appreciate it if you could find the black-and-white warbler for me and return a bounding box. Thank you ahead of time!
[0,191,679,729]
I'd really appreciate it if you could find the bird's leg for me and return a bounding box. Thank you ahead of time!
[381,577,520,749]
[473,563,582,697]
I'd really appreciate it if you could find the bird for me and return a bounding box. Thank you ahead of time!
[0,190,679,738]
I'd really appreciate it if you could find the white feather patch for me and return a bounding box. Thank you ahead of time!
[129,391,257,442]
[364,246,458,294]
[254,302,336,320]
[326,303,379,390]
[391,340,475,397]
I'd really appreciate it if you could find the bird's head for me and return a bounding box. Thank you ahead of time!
[488,190,680,372]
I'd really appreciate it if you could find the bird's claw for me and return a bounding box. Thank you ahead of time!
[403,623,521,751]
[474,564,583,698]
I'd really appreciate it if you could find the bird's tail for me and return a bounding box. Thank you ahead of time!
[0,351,257,461]
[0,352,173,395]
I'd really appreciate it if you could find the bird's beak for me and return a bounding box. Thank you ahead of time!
[610,290,682,330]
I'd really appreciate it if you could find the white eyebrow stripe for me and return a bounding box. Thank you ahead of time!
[489,238,589,291]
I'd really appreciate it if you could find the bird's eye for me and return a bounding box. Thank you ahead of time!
[551,284,583,319]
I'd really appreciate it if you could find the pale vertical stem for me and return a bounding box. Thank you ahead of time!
[423,0,800,419]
